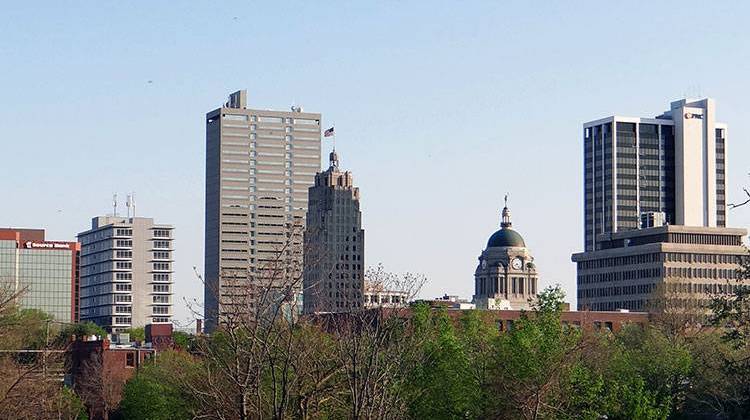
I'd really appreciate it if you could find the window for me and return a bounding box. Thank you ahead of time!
[153,262,171,271]
[116,240,132,247]
[153,229,170,238]
[153,251,170,259]
[153,273,170,282]
[116,229,132,236]
[153,284,170,292]
[126,352,135,367]
[153,295,169,303]
[153,306,169,314]
[153,240,170,249]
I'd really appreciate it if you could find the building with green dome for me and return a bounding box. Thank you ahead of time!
[473,198,539,310]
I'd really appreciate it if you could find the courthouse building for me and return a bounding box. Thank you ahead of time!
[473,199,539,310]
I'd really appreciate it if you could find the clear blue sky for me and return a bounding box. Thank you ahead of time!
[3,2,750,324]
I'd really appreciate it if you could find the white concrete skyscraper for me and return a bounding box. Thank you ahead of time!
[78,216,174,332]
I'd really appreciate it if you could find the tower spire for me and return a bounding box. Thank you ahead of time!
[329,147,339,170]
[501,194,512,228]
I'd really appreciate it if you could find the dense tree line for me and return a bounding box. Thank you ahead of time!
[0,285,89,419]
[3,255,750,419]
[117,279,750,420]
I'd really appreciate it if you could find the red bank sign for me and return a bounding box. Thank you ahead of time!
[24,241,71,250]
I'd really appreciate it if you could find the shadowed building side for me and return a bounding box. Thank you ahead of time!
[303,149,365,313]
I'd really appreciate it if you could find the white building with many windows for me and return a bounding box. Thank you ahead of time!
[78,216,174,332]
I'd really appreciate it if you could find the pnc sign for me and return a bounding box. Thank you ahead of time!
[24,241,71,250]
[684,112,704,120]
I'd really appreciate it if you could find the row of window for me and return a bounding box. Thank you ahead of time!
[476,277,538,295]
[578,268,662,284]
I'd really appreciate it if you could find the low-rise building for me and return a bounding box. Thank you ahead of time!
[417,294,476,310]
[363,284,408,308]
[69,324,174,419]
[572,224,747,311]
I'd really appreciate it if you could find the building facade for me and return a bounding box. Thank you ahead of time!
[363,286,408,309]
[205,90,322,331]
[573,225,747,311]
[473,200,539,310]
[303,150,364,313]
[583,98,727,251]
[0,228,80,323]
[78,217,174,332]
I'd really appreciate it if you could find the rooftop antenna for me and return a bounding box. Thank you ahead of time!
[126,194,136,218]
[112,194,118,217]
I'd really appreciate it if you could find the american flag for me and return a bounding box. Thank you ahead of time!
[324,127,335,137]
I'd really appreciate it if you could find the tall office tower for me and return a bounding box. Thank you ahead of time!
[0,228,80,323]
[78,216,174,332]
[583,98,727,251]
[205,90,322,331]
[303,150,364,314]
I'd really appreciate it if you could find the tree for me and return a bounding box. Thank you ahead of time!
[326,265,425,419]
[604,325,692,419]
[0,285,87,419]
[171,331,193,350]
[707,250,750,416]
[405,306,488,419]
[76,351,126,420]
[183,222,339,419]
[489,285,587,419]
[57,322,107,343]
[117,351,194,420]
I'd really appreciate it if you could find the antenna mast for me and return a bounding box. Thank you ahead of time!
[113,194,118,217]
[125,193,137,218]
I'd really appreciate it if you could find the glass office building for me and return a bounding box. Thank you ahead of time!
[583,99,727,252]
[0,229,80,323]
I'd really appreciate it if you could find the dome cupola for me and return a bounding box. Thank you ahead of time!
[486,195,526,248]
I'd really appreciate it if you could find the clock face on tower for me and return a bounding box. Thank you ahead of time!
[511,258,523,270]
[481,260,487,269]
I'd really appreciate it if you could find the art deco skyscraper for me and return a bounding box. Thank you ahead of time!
[205,90,321,331]
[583,98,727,251]
[303,150,364,313]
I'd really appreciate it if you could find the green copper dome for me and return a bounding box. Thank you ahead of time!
[486,198,526,248]
[487,228,526,248]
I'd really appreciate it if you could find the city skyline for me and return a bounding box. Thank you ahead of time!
[5,3,750,324]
